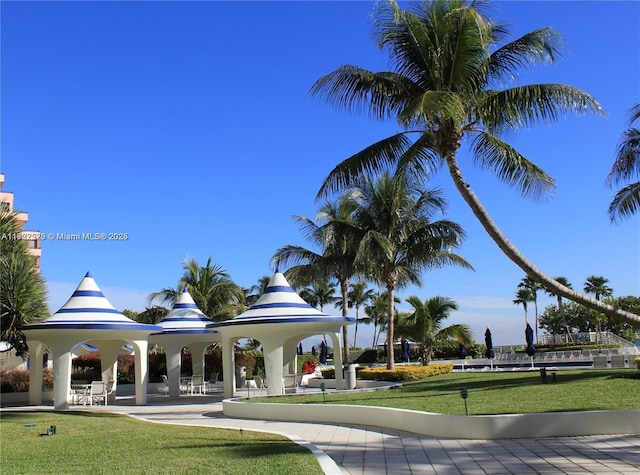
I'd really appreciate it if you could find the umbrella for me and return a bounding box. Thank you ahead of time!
[525,323,536,358]
[401,339,410,363]
[311,345,316,357]
[297,343,303,355]
[320,341,328,364]
[459,343,467,359]
[484,328,495,359]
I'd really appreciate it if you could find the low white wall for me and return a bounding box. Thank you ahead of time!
[223,398,640,439]
[1,391,54,405]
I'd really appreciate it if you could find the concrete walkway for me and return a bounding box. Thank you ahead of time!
[3,394,639,474]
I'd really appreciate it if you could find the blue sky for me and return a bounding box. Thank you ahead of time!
[2,1,638,347]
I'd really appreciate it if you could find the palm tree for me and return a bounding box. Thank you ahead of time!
[347,281,375,349]
[544,276,574,343]
[299,280,338,312]
[311,0,639,327]
[518,276,543,342]
[348,171,472,369]
[0,212,49,356]
[149,257,244,321]
[584,275,613,343]
[272,196,362,362]
[397,295,473,365]
[364,290,396,348]
[513,288,533,326]
[244,275,271,308]
[606,103,640,222]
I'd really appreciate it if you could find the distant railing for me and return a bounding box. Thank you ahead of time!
[539,331,636,348]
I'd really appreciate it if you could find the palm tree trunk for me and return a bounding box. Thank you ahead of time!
[386,279,396,370]
[340,280,350,363]
[445,153,640,327]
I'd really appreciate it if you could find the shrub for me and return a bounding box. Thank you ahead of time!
[635,357,640,370]
[358,364,453,381]
[302,359,318,374]
[0,367,54,393]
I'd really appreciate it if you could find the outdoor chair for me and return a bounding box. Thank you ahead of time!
[283,374,296,393]
[160,375,169,394]
[189,375,205,394]
[80,381,107,406]
[206,373,220,392]
[253,375,266,393]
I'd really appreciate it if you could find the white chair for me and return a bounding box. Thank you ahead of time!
[160,375,169,394]
[253,375,266,394]
[189,375,205,394]
[80,381,107,406]
[206,373,220,392]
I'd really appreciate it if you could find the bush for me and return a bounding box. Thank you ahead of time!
[302,359,318,374]
[0,367,54,393]
[358,364,453,381]
[635,357,640,370]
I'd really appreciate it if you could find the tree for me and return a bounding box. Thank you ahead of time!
[272,195,362,362]
[364,290,397,348]
[299,280,338,312]
[0,212,49,356]
[347,281,375,349]
[243,275,271,308]
[584,275,613,343]
[544,276,574,343]
[513,288,533,326]
[312,0,639,327]
[347,171,472,369]
[397,295,473,365]
[148,257,244,321]
[518,276,543,342]
[607,103,640,222]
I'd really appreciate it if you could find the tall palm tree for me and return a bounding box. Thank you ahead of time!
[397,295,473,365]
[513,288,533,326]
[518,276,543,342]
[0,212,49,356]
[148,257,244,321]
[347,281,375,349]
[364,290,397,348]
[244,275,271,308]
[272,196,362,362]
[544,276,574,343]
[607,103,640,222]
[348,171,472,369]
[311,0,639,327]
[584,275,613,343]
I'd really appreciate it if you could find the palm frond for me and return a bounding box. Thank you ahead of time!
[317,132,418,198]
[479,84,604,134]
[607,127,640,186]
[470,131,556,200]
[487,27,565,84]
[608,182,640,223]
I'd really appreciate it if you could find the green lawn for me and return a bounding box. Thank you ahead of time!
[0,411,323,475]
[264,369,640,415]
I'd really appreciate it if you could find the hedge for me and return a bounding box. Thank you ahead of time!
[358,364,453,381]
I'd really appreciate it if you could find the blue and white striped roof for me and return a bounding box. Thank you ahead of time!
[24,272,160,331]
[210,273,354,328]
[153,290,216,334]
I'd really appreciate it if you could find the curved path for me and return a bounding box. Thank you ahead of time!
[4,395,639,474]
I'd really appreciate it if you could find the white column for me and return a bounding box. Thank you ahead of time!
[51,348,73,410]
[131,340,149,405]
[27,341,46,405]
[164,344,183,397]
[330,332,345,390]
[263,341,284,396]
[189,341,210,377]
[222,337,236,398]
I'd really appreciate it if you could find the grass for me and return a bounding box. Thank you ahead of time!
[0,411,323,475]
[260,369,640,415]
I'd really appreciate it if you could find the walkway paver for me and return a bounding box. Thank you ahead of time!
[3,394,639,474]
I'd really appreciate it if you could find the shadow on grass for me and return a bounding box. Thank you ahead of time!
[165,438,312,458]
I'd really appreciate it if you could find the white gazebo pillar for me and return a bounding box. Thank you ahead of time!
[283,339,298,375]
[98,341,122,402]
[263,339,284,396]
[49,342,75,410]
[189,341,210,378]
[222,337,236,398]
[130,340,149,405]
[27,340,47,406]
[329,332,345,389]
[163,343,183,397]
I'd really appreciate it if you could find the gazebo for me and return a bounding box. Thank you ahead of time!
[23,273,161,409]
[148,290,219,397]
[210,272,354,397]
